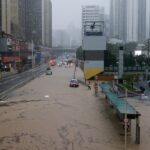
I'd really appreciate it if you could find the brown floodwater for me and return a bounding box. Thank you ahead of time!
[0,67,149,150]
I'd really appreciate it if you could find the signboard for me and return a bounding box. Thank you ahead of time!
[83,36,106,50]
[2,56,21,62]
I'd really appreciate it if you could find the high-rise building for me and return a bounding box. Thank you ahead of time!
[126,0,138,42]
[25,0,52,47]
[146,0,150,39]
[25,0,43,45]
[110,0,119,39]
[19,0,26,40]
[110,0,127,41]
[110,0,148,43]
[42,0,52,47]
[10,0,26,39]
[0,0,26,39]
[67,23,81,47]
[119,0,127,41]
[82,5,104,38]
[53,30,70,48]
[11,0,20,38]
[104,14,110,38]
[1,0,11,34]
[138,0,146,43]
[0,0,2,31]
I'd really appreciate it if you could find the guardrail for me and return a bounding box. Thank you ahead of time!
[0,64,47,100]
[104,66,147,72]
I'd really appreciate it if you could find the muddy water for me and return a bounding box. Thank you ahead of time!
[0,67,148,150]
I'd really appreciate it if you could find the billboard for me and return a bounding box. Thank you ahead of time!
[84,61,104,79]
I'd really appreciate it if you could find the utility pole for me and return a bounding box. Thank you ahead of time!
[73,60,77,79]
[124,88,128,150]
[118,46,124,81]
[146,39,150,80]
[148,39,150,62]
[19,45,21,71]
[32,40,34,69]
[148,39,150,71]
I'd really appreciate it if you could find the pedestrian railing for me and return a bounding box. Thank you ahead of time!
[100,82,141,144]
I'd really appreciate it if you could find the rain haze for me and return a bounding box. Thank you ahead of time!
[52,0,110,30]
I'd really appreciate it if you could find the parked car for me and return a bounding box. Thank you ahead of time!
[46,67,52,75]
[147,80,150,87]
[69,79,79,87]
[139,86,145,93]
[140,93,148,100]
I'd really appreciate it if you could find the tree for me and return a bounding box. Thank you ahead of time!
[124,42,137,54]
[104,50,117,67]
[135,55,146,67]
[143,39,150,65]
[124,52,135,67]
[76,46,83,60]
[106,43,119,56]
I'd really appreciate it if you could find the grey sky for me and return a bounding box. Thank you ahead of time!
[51,0,110,30]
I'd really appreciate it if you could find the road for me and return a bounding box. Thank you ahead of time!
[0,66,149,150]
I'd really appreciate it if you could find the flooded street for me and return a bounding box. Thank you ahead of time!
[0,66,149,150]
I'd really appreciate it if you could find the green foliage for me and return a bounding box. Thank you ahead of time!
[123,74,134,83]
[123,74,135,91]
[104,50,117,67]
[143,39,150,51]
[106,43,119,55]
[135,54,146,66]
[107,42,137,55]
[76,46,83,60]
[124,42,138,54]
[106,42,147,67]
[124,52,135,67]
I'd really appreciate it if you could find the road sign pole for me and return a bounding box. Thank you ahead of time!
[124,88,128,150]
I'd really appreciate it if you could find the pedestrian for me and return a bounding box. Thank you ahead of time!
[94,81,98,95]
[88,81,91,90]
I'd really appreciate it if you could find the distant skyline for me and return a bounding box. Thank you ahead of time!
[51,0,110,30]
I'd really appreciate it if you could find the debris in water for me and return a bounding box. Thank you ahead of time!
[44,95,49,98]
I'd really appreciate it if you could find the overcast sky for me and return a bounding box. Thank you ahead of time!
[51,0,110,30]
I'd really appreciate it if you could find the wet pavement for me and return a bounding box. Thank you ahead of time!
[0,66,149,150]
